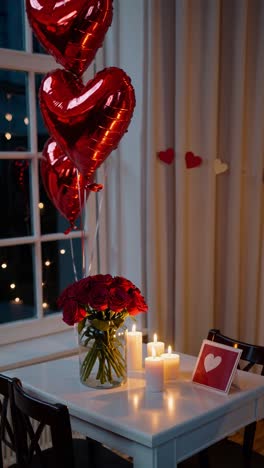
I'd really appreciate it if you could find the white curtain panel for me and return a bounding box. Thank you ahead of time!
[98,0,264,354]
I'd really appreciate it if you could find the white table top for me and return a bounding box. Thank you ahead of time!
[6,354,264,450]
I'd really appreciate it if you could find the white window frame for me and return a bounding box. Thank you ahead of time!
[0,4,99,345]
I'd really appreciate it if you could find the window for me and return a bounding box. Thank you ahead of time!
[0,0,97,344]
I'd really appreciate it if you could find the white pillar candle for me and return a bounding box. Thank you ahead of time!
[161,346,180,381]
[127,324,142,371]
[147,333,165,357]
[145,347,164,392]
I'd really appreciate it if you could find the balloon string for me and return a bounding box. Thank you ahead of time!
[70,169,86,280]
[76,170,86,279]
[88,167,107,275]
[70,238,78,282]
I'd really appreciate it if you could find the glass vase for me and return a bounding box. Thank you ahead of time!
[77,318,127,389]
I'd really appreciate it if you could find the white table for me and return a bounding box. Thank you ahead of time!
[6,354,264,468]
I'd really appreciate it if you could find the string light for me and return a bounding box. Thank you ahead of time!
[5,113,12,121]
[60,249,66,255]
[38,202,44,209]
[44,260,51,267]
[24,117,29,125]
[5,132,12,140]
[1,263,7,269]
[10,283,16,289]
[11,297,23,305]
[42,302,49,309]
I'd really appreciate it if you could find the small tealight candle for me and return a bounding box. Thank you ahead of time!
[161,345,180,381]
[127,324,143,371]
[145,347,164,392]
[147,333,165,357]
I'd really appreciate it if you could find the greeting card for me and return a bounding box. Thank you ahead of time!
[192,339,242,393]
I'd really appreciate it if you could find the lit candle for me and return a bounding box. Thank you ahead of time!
[147,333,165,357]
[161,345,180,381]
[145,347,164,392]
[127,324,142,371]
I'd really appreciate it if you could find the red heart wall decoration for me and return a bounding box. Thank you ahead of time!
[158,148,175,164]
[26,0,113,76]
[41,137,91,231]
[39,67,136,181]
[185,151,203,169]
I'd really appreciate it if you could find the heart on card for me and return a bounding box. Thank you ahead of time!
[185,151,202,169]
[39,67,135,180]
[158,148,175,165]
[26,0,113,76]
[204,354,222,373]
[214,158,228,175]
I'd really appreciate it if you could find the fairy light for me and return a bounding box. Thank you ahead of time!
[5,113,12,121]
[60,249,66,255]
[38,202,44,209]
[42,302,49,309]
[44,260,51,267]
[1,263,7,269]
[24,117,29,125]
[10,283,16,289]
[12,297,23,304]
[5,132,12,140]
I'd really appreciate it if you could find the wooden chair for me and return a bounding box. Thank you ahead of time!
[10,378,132,468]
[179,329,264,468]
[207,329,264,462]
[0,374,18,468]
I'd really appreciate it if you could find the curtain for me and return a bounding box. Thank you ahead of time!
[97,0,264,354]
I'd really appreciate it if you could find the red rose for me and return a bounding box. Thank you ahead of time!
[127,288,148,315]
[88,284,109,311]
[109,286,131,312]
[72,277,92,304]
[90,274,113,286]
[62,300,87,326]
[112,276,135,291]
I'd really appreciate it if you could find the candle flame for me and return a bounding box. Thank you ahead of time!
[168,345,172,355]
[152,346,156,358]
[154,333,157,343]
[132,324,136,332]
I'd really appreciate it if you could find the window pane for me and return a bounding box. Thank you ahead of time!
[0,244,35,324]
[35,74,49,152]
[0,0,25,51]
[33,35,48,55]
[0,70,29,151]
[42,238,83,316]
[0,159,33,239]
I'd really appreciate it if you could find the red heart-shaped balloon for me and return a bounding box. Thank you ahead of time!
[26,0,113,76]
[41,137,91,232]
[185,151,203,169]
[39,67,136,179]
[158,148,175,164]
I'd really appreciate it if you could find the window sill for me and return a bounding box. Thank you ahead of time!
[0,329,79,372]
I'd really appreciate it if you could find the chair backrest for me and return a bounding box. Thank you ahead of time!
[207,328,264,375]
[0,374,17,468]
[11,379,75,468]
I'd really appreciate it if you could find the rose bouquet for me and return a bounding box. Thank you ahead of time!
[58,274,148,387]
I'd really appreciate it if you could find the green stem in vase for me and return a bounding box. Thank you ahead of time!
[80,320,126,385]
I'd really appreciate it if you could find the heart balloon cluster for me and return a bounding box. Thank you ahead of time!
[26,0,136,231]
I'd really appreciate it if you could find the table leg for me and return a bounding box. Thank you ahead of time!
[133,441,176,468]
